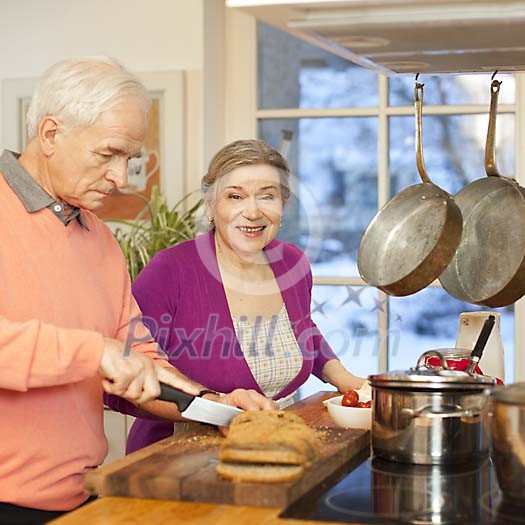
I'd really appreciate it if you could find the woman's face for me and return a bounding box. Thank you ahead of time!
[209,164,284,259]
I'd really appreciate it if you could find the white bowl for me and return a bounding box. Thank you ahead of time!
[323,393,372,430]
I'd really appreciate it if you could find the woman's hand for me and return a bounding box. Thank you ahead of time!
[321,359,367,394]
[207,388,278,435]
[355,380,371,398]
[221,388,278,411]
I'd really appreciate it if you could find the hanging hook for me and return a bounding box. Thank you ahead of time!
[414,73,424,93]
[491,70,502,92]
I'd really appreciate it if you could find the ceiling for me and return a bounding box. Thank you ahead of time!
[227,0,525,75]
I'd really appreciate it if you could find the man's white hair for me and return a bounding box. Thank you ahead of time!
[26,56,150,139]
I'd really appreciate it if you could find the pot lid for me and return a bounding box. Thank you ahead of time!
[492,382,525,404]
[369,350,494,390]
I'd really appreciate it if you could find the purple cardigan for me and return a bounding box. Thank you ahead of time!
[105,230,337,453]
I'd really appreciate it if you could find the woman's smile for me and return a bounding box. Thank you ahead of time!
[237,225,267,236]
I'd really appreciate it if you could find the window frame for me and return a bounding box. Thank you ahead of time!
[224,11,525,381]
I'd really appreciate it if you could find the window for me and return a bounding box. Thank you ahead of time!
[251,22,519,396]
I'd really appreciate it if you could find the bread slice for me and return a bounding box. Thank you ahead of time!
[216,462,304,483]
[220,446,305,465]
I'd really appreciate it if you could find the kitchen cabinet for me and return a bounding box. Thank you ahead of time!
[227,0,525,74]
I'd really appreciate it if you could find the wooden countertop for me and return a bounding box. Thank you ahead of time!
[50,496,364,525]
[51,392,370,525]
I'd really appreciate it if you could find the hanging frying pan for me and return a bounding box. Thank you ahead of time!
[439,80,525,307]
[357,83,463,296]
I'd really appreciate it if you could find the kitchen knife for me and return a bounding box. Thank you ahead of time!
[158,382,243,426]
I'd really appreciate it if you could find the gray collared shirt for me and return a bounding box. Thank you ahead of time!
[0,149,89,230]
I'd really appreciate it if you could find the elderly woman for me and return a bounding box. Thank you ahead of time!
[126,139,366,453]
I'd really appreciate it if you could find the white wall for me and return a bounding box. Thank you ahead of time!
[0,0,232,195]
[0,0,203,78]
[0,1,257,196]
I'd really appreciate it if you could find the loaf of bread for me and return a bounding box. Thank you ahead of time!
[216,410,320,483]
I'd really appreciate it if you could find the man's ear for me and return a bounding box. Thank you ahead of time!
[38,117,60,156]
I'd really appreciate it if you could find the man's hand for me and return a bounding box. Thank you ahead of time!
[99,338,160,405]
[118,360,278,420]
[151,367,280,414]
[154,362,202,395]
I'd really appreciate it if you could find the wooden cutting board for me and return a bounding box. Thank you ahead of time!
[85,392,370,508]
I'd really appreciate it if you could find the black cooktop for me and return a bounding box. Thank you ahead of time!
[280,452,524,525]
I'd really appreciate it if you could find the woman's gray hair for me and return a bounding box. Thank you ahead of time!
[26,56,150,139]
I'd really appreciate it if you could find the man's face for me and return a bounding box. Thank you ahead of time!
[48,96,147,210]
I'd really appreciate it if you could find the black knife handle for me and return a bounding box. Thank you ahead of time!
[158,382,195,412]
[471,314,496,359]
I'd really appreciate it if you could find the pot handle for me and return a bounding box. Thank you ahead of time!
[402,404,481,419]
[414,350,449,371]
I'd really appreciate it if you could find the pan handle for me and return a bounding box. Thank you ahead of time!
[414,82,432,185]
[485,79,503,178]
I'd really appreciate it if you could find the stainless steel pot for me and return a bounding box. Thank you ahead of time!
[369,351,494,465]
[491,382,525,505]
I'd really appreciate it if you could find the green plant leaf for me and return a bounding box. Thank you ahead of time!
[110,186,202,280]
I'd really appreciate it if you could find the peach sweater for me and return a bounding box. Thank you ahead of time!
[0,173,165,510]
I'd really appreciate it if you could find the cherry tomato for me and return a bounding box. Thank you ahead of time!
[356,401,367,408]
[364,400,372,408]
[342,389,359,407]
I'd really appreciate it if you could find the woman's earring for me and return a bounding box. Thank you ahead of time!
[208,217,214,225]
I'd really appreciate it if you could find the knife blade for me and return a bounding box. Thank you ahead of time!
[158,382,243,426]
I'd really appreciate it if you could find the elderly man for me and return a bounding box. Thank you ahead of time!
[0,57,275,524]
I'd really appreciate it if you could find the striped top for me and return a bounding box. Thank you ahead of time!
[232,304,304,399]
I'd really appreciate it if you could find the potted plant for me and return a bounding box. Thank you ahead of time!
[111,186,202,281]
